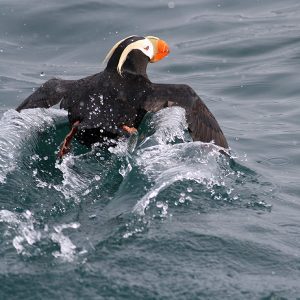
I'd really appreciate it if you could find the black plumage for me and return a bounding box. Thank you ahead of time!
[16,35,228,151]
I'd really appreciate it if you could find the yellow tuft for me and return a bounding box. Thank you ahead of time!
[103,36,159,76]
[103,35,135,64]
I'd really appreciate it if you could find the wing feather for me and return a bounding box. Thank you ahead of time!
[143,83,228,148]
[16,78,73,112]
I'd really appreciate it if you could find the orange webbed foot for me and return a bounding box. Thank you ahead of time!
[57,121,80,159]
[121,125,138,135]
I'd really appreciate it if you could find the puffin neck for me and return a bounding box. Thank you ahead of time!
[105,49,150,78]
[121,50,150,77]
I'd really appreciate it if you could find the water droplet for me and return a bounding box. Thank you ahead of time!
[168,2,175,8]
[156,201,164,208]
[185,196,192,202]
[179,197,185,204]
[82,189,91,196]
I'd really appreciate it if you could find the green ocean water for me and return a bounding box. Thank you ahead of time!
[1,0,300,299]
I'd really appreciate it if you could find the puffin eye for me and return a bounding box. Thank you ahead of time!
[144,46,149,51]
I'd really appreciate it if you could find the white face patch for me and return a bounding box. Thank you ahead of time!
[103,36,158,76]
[116,38,154,75]
[137,38,154,60]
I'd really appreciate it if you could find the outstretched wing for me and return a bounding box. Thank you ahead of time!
[143,83,228,148]
[16,78,73,112]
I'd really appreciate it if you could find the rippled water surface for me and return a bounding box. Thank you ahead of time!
[1,1,300,299]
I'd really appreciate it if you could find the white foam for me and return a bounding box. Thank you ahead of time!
[0,209,81,261]
[0,209,41,255]
[27,152,91,203]
[54,155,89,202]
[51,222,80,262]
[138,107,190,149]
[130,107,229,215]
[0,108,67,183]
[133,142,223,215]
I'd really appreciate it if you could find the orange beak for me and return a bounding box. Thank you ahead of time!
[150,39,170,63]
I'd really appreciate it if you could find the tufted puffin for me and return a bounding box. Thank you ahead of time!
[16,35,228,157]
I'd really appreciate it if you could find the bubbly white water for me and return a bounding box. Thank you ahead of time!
[0,209,80,262]
[51,222,81,262]
[133,142,225,215]
[0,106,236,257]
[0,108,67,183]
[54,154,90,202]
[139,107,190,147]
[116,107,233,216]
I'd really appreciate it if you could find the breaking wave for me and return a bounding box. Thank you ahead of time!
[0,108,67,183]
[0,107,271,260]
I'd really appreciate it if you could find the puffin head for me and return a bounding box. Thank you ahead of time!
[104,35,170,76]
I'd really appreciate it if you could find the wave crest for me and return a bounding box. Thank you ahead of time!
[0,108,67,183]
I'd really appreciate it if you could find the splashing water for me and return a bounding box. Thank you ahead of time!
[0,209,80,262]
[54,155,90,202]
[0,108,67,183]
[1,1,299,298]
[99,107,259,244]
[0,106,271,261]
[133,142,229,215]
[122,107,234,216]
